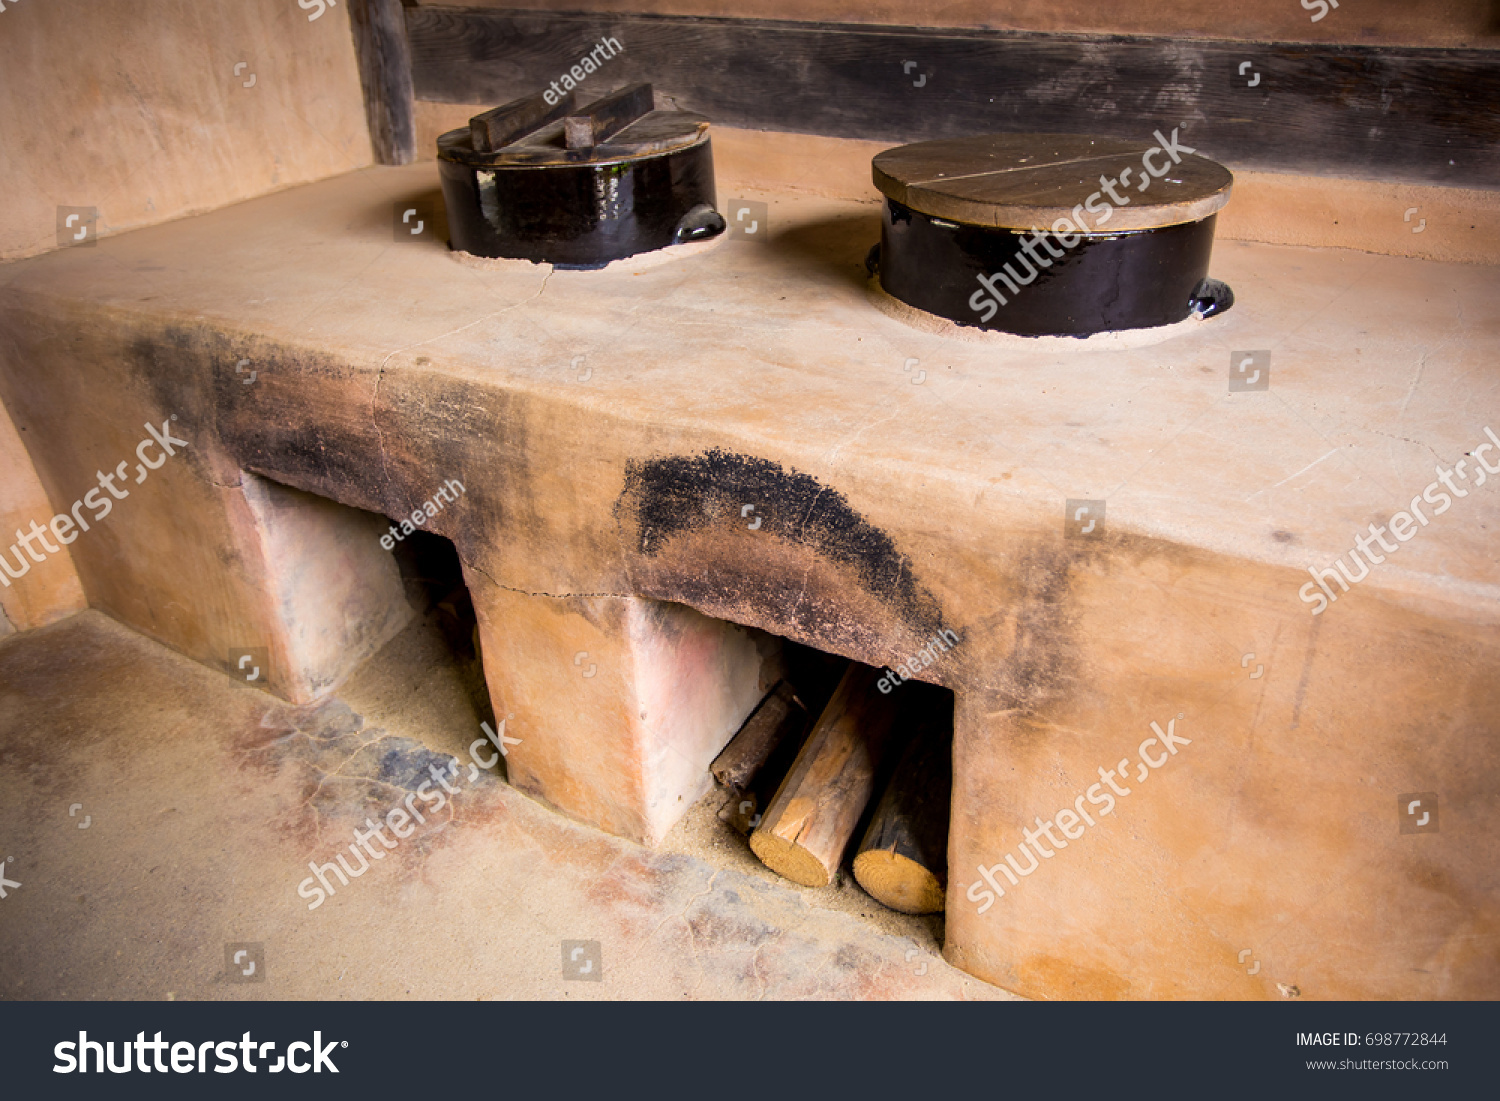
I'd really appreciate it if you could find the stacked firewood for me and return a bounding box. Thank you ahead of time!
[710,651,952,914]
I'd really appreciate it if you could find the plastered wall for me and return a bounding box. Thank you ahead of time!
[0,399,85,633]
[0,0,375,634]
[0,0,373,262]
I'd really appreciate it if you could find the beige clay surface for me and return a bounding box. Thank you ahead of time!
[1,165,1495,1000]
[2,164,1495,614]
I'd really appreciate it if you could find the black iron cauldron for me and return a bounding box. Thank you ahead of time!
[870,132,1235,336]
[437,83,724,269]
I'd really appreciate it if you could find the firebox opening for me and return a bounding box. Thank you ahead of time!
[384,526,497,745]
[674,632,955,951]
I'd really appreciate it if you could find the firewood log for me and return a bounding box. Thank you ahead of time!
[749,664,898,887]
[853,702,952,914]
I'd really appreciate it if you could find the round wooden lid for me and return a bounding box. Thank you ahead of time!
[873,133,1232,233]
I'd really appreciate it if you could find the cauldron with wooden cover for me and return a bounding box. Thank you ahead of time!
[437,83,725,268]
[871,133,1236,336]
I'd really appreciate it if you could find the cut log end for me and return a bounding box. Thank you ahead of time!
[852,686,951,913]
[749,829,832,888]
[852,848,945,914]
[747,663,899,889]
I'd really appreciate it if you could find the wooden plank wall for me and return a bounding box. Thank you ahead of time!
[396,6,1499,187]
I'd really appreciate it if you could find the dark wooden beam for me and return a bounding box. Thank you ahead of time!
[404,6,1500,187]
[349,0,417,165]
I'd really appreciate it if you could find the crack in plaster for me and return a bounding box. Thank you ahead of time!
[466,560,633,602]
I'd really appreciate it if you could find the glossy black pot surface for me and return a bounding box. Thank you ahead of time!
[878,199,1221,337]
[439,139,718,268]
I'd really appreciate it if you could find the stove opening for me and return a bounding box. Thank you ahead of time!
[689,635,955,947]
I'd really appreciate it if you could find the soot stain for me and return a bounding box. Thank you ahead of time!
[1003,546,1082,709]
[126,323,391,509]
[616,449,946,640]
[964,541,1088,714]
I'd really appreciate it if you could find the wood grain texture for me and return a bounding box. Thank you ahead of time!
[401,0,1500,50]
[712,680,807,793]
[872,133,1233,231]
[853,696,952,914]
[750,664,899,888]
[349,0,418,165]
[469,87,576,152]
[565,83,657,148]
[405,7,1500,187]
